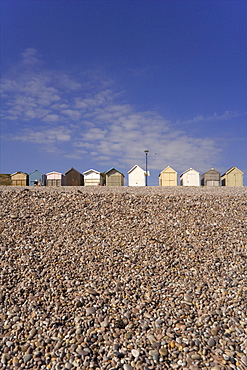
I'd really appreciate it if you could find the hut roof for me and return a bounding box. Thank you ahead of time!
[83,169,100,175]
[221,166,244,177]
[128,165,144,174]
[180,168,200,177]
[105,167,124,176]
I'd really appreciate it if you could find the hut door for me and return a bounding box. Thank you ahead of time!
[234,174,241,186]
[169,173,174,186]
[187,173,196,185]
[207,180,218,186]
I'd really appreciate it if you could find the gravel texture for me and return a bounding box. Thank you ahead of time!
[0,186,247,370]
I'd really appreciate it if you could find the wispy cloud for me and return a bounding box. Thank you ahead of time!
[20,48,43,67]
[12,126,72,144]
[1,48,229,171]
[183,111,247,125]
[62,109,81,121]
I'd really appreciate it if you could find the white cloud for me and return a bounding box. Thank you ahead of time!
[96,155,111,163]
[21,48,42,66]
[64,150,87,160]
[82,128,107,141]
[53,72,81,91]
[74,106,221,171]
[184,111,247,124]
[2,48,225,171]
[1,73,61,121]
[43,114,61,123]
[12,126,71,144]
[62,109,81,121]
[51,103,70,110]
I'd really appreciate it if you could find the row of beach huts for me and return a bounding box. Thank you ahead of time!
[0,166,244,187]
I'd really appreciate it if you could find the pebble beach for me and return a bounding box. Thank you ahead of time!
[1,186,247,370]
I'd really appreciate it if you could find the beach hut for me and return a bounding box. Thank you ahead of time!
[29,170,46,186]
[46,171,65,186]
[180,168,200,186]
[221,167,244,186]
[11,172,28,186]
[83,169,102,186]
[0,174,11,186]
[128,165,146,186]
[159,166,178,186]
[65,168,84,186]
[201,168,220,187]
[105,168,124,186]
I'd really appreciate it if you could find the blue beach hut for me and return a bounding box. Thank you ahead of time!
[29,170,46,186]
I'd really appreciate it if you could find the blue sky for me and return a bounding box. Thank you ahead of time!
[1,0,247,185]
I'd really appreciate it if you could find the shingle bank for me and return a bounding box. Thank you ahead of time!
[0,187,247,370]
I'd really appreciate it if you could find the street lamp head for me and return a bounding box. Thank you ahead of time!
[144,150,149,154]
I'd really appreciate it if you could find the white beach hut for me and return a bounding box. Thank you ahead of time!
[180,168,200,186]
[128,165,146,186]
[83,169,103,186]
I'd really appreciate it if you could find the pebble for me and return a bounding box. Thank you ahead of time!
[23,354,32,364]
[184,293,193,302]
[177,359,187,366]
[123,365,133,370]
[1,186,247,369]
[208,338,216,347]
[131,349,140,358]
[28,327,37,339]
[86,287,98,295]
[64,363,73,369]
[159,347,168,356]
[191,353,201,360]
[241,355,247,366]
[86,307,96,315]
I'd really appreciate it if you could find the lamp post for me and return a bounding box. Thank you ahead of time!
[144,150,149,186]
